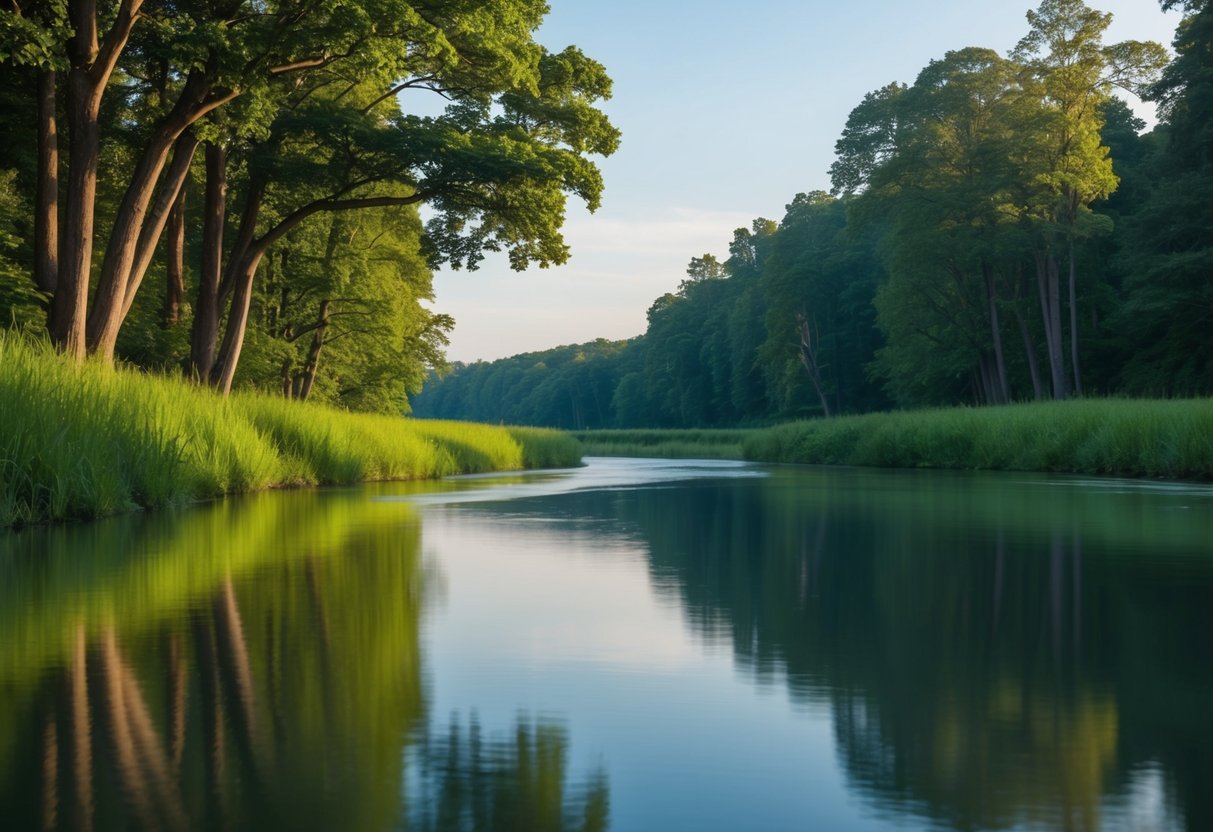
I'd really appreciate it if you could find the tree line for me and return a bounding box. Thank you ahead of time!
[0,0,618,412]
[414,0,1213,429]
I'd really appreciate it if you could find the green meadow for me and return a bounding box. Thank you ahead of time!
[574,400,1213,481]
[0,333,580,527]
[744,399,1213,480]
[572,429,756,460]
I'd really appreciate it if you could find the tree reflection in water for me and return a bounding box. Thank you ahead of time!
[407,716,609,832]
[0,492,609,831]
[477,468,1211,832]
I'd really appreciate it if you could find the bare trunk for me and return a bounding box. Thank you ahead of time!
[86,127,178,357]
[1068,237,1083,396]
[118,132,199,324]
[163,176,187,327]
[35,69,59,297]
[297,299,330,401]
[51,0,143,360]
[796,312,831,418]
[209,188,424,394]
[983,262,1009,404]
[190,143,226,380]
[1013,306,1045,401]
[1035,249,1069,399]
[52,67,102,360]
[88,118,203,358]
[210,253,262,394]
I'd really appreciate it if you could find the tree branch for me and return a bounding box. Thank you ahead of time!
[91,0,143,84]
[254,192,429,254]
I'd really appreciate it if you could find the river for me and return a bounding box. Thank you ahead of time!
[1,457,1210,831]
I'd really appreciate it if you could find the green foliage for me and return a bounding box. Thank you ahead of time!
[413,339,633,429]
[0,169,40,328]
[0,332,580,527]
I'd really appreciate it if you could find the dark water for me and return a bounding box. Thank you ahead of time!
[1,458,1211,831]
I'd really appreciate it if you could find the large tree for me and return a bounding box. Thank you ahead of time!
[1011,0,1167,397]
[0,0,618,392]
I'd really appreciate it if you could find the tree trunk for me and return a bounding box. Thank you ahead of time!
[52,64,102,360]
[210,253,263,394]
[163,175,188,327]
[1035,249,1069,399]
[297,299,330,401]
[190,143,227,381]
[983,262,1009,404]
[208,188,423,394]
[34,69,59,297]
[50,0,143,360]
[87,102,205,359]
[118,132,199,322]
[796,311,831,418]
[1068,237,1083,396]
[1013,306,1045,401]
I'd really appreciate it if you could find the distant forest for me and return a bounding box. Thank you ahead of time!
[414,0,1213,430]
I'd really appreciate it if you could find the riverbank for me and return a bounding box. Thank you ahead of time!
[574,399,1213,480]
[0,334,580,527]
[571,428,755,459]
[746,399,1213,479]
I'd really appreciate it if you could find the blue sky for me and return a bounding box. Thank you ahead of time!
[431,0,1184,363]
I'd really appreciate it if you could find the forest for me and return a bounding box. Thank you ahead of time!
[0,0,618,411]
[414,0,1213,430]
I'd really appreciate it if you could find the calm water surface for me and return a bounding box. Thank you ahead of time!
[1,458,1211,831]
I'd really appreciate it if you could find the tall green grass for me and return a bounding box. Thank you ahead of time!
[0,333,581,527]
[572,429,755,459]
[744,399,1213,480]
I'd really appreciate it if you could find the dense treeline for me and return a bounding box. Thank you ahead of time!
[0,0,617,412]
[414,0,1213,429]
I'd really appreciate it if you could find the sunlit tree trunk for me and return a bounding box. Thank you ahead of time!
[191,143,229,380]
[295,300,330,401]
[34,69,59,298]
[51,0,142,360]
[163,179,188,327]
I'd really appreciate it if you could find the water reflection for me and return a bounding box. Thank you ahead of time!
[449,465,1212,831]
[408,716,608,832]
[1,461,1210,830]
[0,492,608,831]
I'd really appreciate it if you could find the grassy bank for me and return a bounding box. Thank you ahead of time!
[0,333,581,527]
[744,399,1213,480]
[572,429,755,459]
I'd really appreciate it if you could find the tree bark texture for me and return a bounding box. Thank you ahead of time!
[796,311,832,418]
[34,69,59,297]
[190,143,227,381]
[982,262,1009,404]
[1068,238,1083,395]
[51,0,143,360]
[163,175,188,327]
[1035,249,1069,399]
